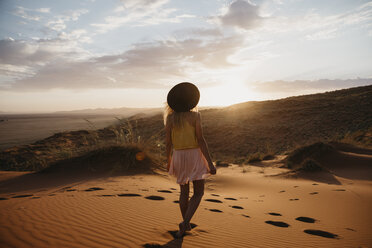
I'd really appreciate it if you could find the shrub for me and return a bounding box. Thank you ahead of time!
[286,142,334,170]
[298,159,323,172]
[41,145,157,175]
[262,154,275,160]
[215,160,230,167]
[247,152,263,163]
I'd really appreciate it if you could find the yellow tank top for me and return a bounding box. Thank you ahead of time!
[172,121,199,150]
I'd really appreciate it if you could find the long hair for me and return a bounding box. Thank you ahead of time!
[163,103,198,129]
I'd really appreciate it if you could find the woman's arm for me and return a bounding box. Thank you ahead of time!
[195,112,216,175]
[165,116,172,171]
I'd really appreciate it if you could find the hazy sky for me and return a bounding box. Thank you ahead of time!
[0,0,372,113]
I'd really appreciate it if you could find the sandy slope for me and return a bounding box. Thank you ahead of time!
[0,164,371,248]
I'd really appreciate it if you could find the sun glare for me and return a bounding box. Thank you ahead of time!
[199,83,257,107]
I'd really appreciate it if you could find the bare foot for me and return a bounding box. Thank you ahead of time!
[175,221,188,238]
[186,222,192,231]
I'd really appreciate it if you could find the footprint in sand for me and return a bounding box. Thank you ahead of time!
[265,221,290,228]
[32,197,41,199]
[0,197,9,200]
[173,200,179,203]
[143,243,163,247]
[205,199,223,203]
[66,189,76,192]
[140,189,149,191]
[268,212,282,216]
[333,189,346,191]
[278,190,285,193]
[294,186,299,188]
[304,229,339,239]
[12,194,33,198]
[170,188,177,190]
[242,214,251,218]
[289,198,299,201]
[224,197,237,201]
[309,192,318,195]
[296,217,316,223]
[345,228,356,232]
[85,187,104,192]
[118,193,141,197]
[231,205,244,209]
[98,195,116,197]
[211,193,220,197]
[157,190,173,193]
[58,186,71,191]
[312,183,318,185]
[208,208,223,213]
[145,195,165,200]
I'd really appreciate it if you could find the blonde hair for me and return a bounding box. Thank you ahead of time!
[163,103,198,128]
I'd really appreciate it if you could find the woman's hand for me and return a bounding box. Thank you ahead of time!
[167,156,172,172]
[208,162,216,175]
[167,162,171,172]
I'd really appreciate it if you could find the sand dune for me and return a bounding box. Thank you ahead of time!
[1,156,371,248]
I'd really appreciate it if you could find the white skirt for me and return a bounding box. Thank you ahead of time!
[168,148,210,185]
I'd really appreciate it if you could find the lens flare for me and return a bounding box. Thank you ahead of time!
[135,152,145,161]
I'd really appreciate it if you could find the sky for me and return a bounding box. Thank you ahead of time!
[0,0,372,113]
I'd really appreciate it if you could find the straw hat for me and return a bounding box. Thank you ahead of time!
[167,82,200,112]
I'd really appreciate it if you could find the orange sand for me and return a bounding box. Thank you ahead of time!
[0,163,371,248]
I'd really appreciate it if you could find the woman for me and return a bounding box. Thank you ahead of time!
[164,82,217,238]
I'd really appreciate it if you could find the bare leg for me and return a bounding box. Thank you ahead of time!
[184,179,204,223]
[177,179,204,237]
[179,182,189,220]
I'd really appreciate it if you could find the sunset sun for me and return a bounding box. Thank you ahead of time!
[200,82,256,107]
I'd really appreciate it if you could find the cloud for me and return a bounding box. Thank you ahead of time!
[0,37,89,65]
[12,6,51,22]
[261,1,372,40]
[216,0,262,30]
[13,6,42,21]
[187,28,223,37]
[91,0,194,33]
[37,8,50,13]
[305,28,338,41]
[0,36,92,86]
[250,78,372,94]
[172,28,223,40]
[0,38,50,66]
[46,9,89,32]
[0,34,245,91]
[58,29,93,44]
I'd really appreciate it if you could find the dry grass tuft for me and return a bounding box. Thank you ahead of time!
[285,142,334,170]
[41,145,157,175]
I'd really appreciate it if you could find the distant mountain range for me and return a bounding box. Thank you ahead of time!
[53,107,163,117]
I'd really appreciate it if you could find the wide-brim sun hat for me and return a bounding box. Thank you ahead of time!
[167,82,200,112]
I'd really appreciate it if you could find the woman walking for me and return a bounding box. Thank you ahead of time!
[164,82,217,238]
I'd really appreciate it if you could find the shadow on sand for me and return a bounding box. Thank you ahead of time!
[143,237,184,248]
[0,164,157,195]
